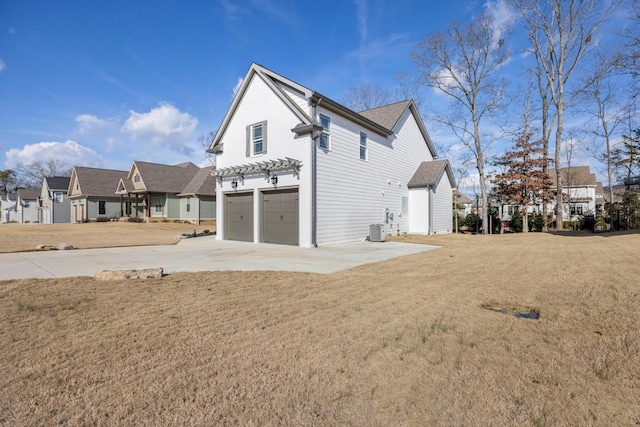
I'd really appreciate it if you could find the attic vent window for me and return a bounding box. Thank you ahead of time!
[134,173,140,183]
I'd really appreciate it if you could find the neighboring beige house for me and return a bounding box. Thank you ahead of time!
[67,166,129,222]
[115,161,216,224]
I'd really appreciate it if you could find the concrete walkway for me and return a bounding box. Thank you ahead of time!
[0,236,439,280]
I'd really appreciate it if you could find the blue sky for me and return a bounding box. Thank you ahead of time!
[0,0,635,193]
[0,1,501,171]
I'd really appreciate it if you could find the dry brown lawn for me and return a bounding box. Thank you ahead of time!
[1,229,639,425]
[0,221,215,253]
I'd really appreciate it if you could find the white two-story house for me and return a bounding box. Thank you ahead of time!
[208,63,455,247]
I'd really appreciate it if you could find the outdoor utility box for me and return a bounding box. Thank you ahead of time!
[369,224,385,242]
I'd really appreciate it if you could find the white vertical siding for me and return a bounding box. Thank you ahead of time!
[432,178,453,233]
[315,107,435,245]
[409,188,429,234]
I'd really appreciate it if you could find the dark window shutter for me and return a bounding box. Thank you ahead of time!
[246,125,251,157]
[262,121,267,154]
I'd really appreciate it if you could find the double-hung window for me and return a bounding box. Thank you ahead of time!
[319,114,331,149]
[359,131,368,160]
[53,192,64,203]
[247,121,267,156]
[154,197,163,214]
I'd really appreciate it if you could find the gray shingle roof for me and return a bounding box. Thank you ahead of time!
[73,167,129,197]
[358,100,412,130]
[46,176,70,191]
[549,166,596,187]
[408,159,454,189]
[178,166,217,196]
[17,188,41,200]
[133,161,200,193]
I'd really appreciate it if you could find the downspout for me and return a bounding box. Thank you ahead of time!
[428,185,434,235]
[311,98,322,247]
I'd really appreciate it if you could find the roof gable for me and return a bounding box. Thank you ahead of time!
[408,159,456,189]
[69,167,128,197]
[208,63,315,154]
[361,101,437,158]
[359,100,412,130]
[208,63,398,155]
[132,161,199,193]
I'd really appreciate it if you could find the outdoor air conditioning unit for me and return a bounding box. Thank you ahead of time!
[369,224,385,242]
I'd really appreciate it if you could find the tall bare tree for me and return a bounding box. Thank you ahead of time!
[580,53,630,228]
[528,58,556,231]
[16,159,72,188]
[511,0,620,230]
[411,13,511,234]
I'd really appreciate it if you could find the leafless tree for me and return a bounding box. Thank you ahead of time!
[618,1,640,78]
[197,130,217,167]
[342,83,392,112]
[16,159,72,188]
[410,13,511,234]
[579,53,631,228]
[511,0,620,230]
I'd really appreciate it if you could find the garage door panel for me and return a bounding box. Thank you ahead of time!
[262,189,298,246]
[226,192,253,242]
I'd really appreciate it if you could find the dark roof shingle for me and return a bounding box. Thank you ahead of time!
[358,100,412,130]
[408,159,453,189]
[73,167,129,197]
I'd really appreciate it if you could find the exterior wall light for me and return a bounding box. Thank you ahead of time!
[271,174,278,185]
[231,179,238,189]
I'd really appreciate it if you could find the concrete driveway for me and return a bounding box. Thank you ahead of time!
[0,236,439,280]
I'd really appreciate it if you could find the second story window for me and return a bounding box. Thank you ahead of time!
[359,131,368,160]
[247,121,267,156]
[134,173,140,183]
[319,114,331,149]
[53,192,64,203]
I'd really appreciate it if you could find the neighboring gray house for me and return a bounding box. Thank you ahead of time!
[115,161,216,224]
[39,176,71,224]
[16,188,40,223]
[67,166,129,222]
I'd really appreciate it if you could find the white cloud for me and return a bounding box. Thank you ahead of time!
[5,140,104,169]
[75,114,107,135]
[0,59,6,73]
[483,0,516,46]
[354,0,368,42]
[121,101,198,155]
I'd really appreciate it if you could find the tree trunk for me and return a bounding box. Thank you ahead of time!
[555,103,564,231]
